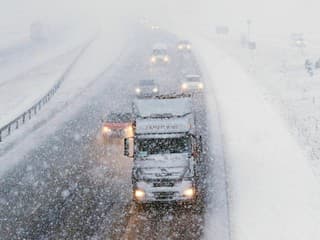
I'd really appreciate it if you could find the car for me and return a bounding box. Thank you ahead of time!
[151,25,160,30]
[135,79,159,97]
[177,40,192,51]
[102,112,133,140]
[150,44,170,64]
[181,74,204,92]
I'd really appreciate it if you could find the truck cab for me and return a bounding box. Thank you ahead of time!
[124,95,202,204]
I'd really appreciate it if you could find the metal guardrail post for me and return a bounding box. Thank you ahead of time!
[16,120,19,129]
[8,125,11,135]
[0,130,2,142]
[23,113,26,123]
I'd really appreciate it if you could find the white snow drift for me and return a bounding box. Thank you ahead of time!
[192,36,320,240]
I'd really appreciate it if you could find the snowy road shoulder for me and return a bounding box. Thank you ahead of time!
[192,36,320,239]
[0,45,85,128]
[0,25,131,175]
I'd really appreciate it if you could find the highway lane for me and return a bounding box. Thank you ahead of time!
[117,54,210,240]
[0,29,148,239]
[0,28,227,240]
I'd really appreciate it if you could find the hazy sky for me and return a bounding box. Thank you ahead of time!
[1,0,319,35]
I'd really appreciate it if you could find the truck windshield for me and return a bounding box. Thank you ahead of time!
[137,137,189,155]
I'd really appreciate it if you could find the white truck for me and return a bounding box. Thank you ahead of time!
[124,95,203,204]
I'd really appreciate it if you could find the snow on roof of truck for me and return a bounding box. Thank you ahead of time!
[134,96,192,118]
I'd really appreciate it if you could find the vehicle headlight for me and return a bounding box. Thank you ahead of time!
[183,187,195,198]
[178,45,183,50]
[151,56,156,63]
[182,83,188,90]
[135,189,145,199]
[164,56,169,62]
[102,126,110,133]
[198,83,204,89]
[187,44,191,49]
[135,88,141,94]
[152,87,158,93]
[126,125,133,134]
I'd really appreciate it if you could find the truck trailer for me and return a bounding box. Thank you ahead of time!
[124,95,202,204]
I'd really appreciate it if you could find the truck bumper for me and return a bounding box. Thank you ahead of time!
[133,180,197,203]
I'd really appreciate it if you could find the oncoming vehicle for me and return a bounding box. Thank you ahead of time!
[177,40,192,51]
[181,74,204,93]
[124,95,203,204]
[135,79,159,97]
[151,25,160,30]
[150,44,170,64]
[102,112,133,140]
[290,33,306,48]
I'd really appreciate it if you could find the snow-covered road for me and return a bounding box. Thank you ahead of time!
[0,46,85,128]
[0,28,222,240]
[2,21,320,240]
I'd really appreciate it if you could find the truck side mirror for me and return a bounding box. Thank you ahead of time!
[124,137,134,158]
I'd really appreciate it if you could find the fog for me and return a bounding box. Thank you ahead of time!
[1,1,320,240]
[1,0,319,36]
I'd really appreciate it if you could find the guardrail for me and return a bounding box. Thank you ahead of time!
[0,37,95,142]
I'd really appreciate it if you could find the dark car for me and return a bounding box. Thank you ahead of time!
[135,79,159,97]
[102,112,133,139]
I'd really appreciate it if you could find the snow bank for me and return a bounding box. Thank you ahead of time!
[191,36,320,239]
[0,26,94,86]
[0,23,131,174]
[0,46,84,127]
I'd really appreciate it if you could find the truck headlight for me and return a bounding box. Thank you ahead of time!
[178,45,183,50]
[126,125,133,135]
[152,87,158,93]
[182,83,188,90]
[164,56,169,62]
[183,187,195,198]
[186,44,191,49]
[102,126,110,133]
[135,88,141,94]
[198,83,204,89]
[151,56,156,63]
[135,189,145,199]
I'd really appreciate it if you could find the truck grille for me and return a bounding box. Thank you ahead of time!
[153,181,175,187]
[153,192,176,200]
